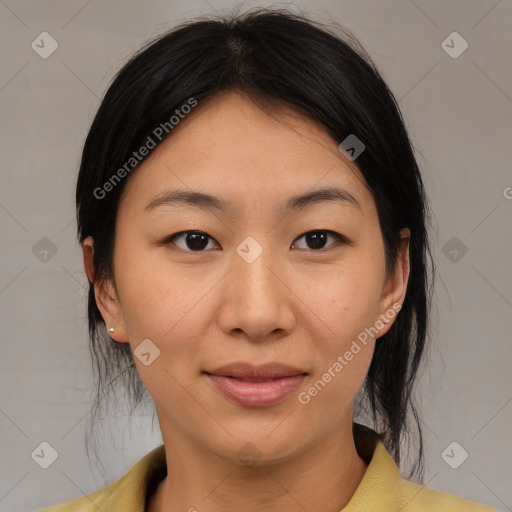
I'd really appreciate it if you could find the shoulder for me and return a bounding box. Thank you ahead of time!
[399,478,499,511]
[349,426,499,512]
[38,444,166,512]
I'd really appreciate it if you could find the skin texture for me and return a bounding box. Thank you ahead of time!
[82,91,410,512]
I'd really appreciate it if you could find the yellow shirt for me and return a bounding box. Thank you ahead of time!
[39,424,498,511]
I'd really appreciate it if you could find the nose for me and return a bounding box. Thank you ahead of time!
[216,238,296,342]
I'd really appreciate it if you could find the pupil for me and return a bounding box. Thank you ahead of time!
[307,231,327,249]
[187,232,208,251]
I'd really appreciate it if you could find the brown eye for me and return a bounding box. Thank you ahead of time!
[166,231,219,252]
[291,230,349,251]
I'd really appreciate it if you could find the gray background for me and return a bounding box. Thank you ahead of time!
[1,0,511,511]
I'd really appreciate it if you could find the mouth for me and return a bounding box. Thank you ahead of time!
[205,361,307,379]
[203,362,308,408]
[213,376,296,382]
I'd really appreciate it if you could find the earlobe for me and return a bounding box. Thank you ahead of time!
[82,236,130,344]
[377,227,411,338]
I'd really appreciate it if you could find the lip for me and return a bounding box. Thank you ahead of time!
[206,361,306,379]
[204,362,307,408]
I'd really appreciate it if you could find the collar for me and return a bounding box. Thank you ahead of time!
[343,422,405,510]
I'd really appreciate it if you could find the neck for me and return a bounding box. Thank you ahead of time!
[148,417,369,512]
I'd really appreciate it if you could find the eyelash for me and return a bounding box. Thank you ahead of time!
[162,230,351,253]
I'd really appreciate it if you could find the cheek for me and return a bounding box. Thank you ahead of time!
[113,253,215,404]
[296,264,381,414]
[300,254,384,343]
[114,244,217,348]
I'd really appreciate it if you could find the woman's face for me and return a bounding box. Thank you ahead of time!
[84,91,409,465]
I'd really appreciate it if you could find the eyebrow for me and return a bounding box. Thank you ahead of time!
[144,186,361,213]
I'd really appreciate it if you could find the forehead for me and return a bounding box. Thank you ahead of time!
[118,91,374,220]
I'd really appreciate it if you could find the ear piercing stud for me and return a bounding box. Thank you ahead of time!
[109,327,115,333]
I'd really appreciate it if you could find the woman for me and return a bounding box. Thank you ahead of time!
[39,7,498,512]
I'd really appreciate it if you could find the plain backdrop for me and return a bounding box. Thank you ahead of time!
[0,1,511,511]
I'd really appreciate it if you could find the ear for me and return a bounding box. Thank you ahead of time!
[82,236,130,344]
[376,227,410,338]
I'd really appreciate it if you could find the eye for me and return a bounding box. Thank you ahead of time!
[165,231,219,252]
[291,230,349,251]
[163,229,350,253]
